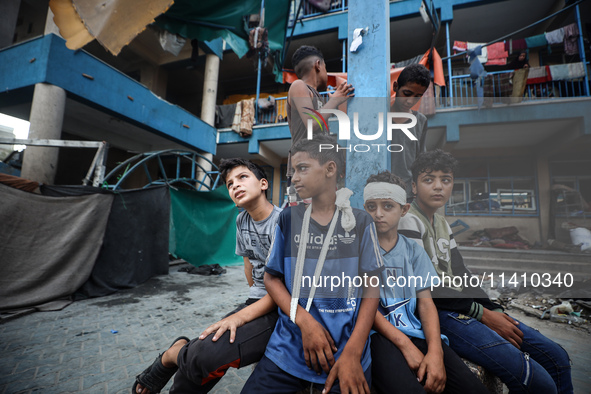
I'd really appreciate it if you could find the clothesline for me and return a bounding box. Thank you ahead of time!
[441,0,584,61]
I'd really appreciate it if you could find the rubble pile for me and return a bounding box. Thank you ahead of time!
[459,226,534,249]
[478,275,591,329]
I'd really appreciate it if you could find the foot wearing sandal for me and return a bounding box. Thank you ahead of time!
[133,337,190,394]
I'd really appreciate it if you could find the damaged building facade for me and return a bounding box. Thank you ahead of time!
[0,0,590,249]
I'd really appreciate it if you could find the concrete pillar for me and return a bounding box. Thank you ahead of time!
[21,7,66,184]
[536,154,551,244]
[197,53,220,188]
[345,0,391,208]
[0,0,21,49]
[21,84,67,184]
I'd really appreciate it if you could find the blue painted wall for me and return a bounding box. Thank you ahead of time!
[0,34,216,154]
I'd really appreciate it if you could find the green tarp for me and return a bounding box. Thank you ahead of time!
[155,0,290,82]
[169,186,242,267]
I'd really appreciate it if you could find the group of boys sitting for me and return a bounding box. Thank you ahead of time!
[133,137,573,394]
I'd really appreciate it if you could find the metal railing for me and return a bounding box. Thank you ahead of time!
[253,68,589,126]
[256,91,330,125]
[439,69,589,108]
[289,0,347,23]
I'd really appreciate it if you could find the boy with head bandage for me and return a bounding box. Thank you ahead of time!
[364,171,487,394]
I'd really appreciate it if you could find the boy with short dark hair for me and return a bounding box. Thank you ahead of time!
[241,134,383,393]
[390,64,430,198]
[286,45,354,183]
[133,158,281,394]
[364,170,486,394]
[399,149,573,393]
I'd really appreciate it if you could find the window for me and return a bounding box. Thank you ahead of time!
[445,158,538,216]
[550,160,591,219]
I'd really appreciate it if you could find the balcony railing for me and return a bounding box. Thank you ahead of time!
[289,0,348,23]
[254,69,589,126]
[257,91,330,125]
[438,69,589,109]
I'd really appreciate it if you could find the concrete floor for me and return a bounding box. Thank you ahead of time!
[1,264,589,393]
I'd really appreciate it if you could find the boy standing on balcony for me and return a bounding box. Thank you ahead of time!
[286,45,354,199]
[399,149,573,394]
[390,64,430,200]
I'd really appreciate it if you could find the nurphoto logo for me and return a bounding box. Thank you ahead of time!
[305,108,418,153]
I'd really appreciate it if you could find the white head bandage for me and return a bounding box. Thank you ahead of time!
[363,182,407,205]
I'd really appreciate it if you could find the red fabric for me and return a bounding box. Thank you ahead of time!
[486,42,508,65]
[453,40,467,52]
[201,358,241,384]
[527,65,551,84]
[512,39,527,51]
[283,48,446,90]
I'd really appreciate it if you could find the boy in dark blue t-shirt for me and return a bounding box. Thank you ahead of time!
[241,134,383,393]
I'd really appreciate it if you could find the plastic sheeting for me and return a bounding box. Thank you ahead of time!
[49,0,175,55]
[156,0,290,82]
[170,186,242,267]
[40,185,170,298]
[0,183,113,310]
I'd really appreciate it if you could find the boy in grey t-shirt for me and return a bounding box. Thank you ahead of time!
[236,204,282,300]
[133,159,281,394]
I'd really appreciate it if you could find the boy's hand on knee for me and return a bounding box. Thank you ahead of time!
[417,350,446,394]
[322,352,369,394]
[298,315,337,374]
[198,314,245,344]
[400,342,424,372]
[481,309,523,349]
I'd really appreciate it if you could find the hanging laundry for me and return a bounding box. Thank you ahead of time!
[511,68,529,104]
[549,62,585,81]
[511,38,527,51]
[467,42,488,63]
[231,99,255,137]
[483,71,513,107]
[486,42,508,66]
[525,34,548,48]
[231,100,242,133]
[563,23,579,55]
[468,48,487,108]
[215,103,237,128]
[545,28,565,45]
[394,53,424,68]
[453,40,467,52]
[526,66,551,84]
[239,98,255,136]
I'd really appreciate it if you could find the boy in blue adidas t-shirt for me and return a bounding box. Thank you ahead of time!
[241,134,384,393]
[364,171,486,394]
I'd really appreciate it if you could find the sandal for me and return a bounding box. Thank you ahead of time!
[132,336,190,393]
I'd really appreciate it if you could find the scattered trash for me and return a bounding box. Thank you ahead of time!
[111,329,118,334]
[569,227,591,251]
[549,314,587,327]
[549,301,574,316]
[496,286,590,329]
